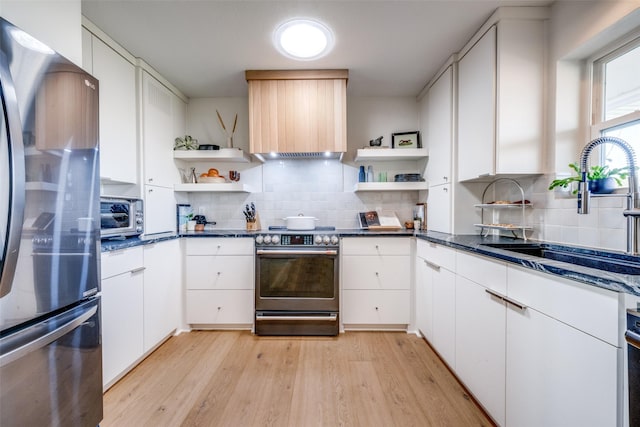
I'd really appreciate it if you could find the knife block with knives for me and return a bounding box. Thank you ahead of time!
[244,202,261,231]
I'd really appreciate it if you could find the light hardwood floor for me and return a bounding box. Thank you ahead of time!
[102,331,495,427]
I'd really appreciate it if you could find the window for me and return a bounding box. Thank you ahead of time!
[591,36,640,172]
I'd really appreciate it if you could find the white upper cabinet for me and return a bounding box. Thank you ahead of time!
[82,28,138,184]
[142,71,183,188]
[425,65,454,187]
[140,71,185,234]
[457,9,547,182]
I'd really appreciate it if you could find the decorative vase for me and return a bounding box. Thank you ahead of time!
[589,177,616,194]
[227,136,233,148]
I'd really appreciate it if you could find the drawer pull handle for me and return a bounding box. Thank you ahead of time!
[130,267,146,274]
[503,296,527,311]
[256,314,337,322]
[484,288,505,301]
[485,289,527,310]
[424,260,440,271]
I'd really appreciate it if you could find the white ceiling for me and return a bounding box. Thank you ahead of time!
[81,0,552,99]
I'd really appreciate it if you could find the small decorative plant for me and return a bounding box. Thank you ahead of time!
[548,162,629,194]
[174,135,199,150]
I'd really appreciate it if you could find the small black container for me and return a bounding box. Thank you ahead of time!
[198,144,220,150]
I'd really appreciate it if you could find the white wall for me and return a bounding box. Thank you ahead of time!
[1,0,82,65]
[186,97,249,151]
[184,96,422,229]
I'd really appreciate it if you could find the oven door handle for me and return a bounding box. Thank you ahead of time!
[256,249,338,256]
[256,314,338,322]
[626,330,640,350]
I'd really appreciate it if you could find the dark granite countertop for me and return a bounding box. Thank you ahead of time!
[101,228,415,252]
[101,228,640,296]
[101,232,179,252]
[416,231,640,297]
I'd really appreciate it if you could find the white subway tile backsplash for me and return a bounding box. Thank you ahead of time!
[599,228,626,252]
[186,159,421,229]
[577,210,599,228]
[599,208,627,229]
[577,228,600,248]
[531,175,632,251]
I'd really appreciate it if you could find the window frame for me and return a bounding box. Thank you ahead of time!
[589,32,640,177]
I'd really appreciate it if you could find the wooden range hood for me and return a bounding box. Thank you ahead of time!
[245,69,348,158]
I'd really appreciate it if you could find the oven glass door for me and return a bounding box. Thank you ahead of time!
[258,254,336,299]
[100,200,132,233]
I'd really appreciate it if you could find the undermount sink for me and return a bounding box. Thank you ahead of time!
[480,243,640,276]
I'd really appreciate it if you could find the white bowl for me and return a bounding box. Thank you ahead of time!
[198,176,226,183]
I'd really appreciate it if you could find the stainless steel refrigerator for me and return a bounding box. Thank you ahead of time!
[0,18,103,426]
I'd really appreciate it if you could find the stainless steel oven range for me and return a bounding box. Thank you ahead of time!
[255,227,339,336]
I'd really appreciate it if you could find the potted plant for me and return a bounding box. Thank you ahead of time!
[174,135,199,150]
[548,162,629,194]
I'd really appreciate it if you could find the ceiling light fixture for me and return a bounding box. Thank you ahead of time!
[274,18,334,61]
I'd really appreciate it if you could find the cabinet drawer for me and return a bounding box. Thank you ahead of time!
[507,266,620,346]
[416,240,455,271]
[186,290,253,325]
[341,237,410,256]
[186,256,254,290]
[342,290,410,325]
[342,256,410,290]
[186,238,254,256]
[456,251,507,294]
[101,246,143,280]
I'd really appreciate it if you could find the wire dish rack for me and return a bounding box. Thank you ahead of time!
[474,178,533,240]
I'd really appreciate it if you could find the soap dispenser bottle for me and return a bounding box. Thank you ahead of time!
[367,165,374,182]
[359,166,366,182]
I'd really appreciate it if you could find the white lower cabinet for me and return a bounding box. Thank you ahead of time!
[415,255,434,341]
[415,240,456,367]
[101,239,182,389]
[185,238,254,327]
[431,267,456,367]
[506,305,619,427]
[341,238,411,328]
[100,246,144,388]
[505,265,620,427]
[455,251,508,426]
[342,290,410,324]
[416,241,623,426]
[186,290,254,324]
[143,240,180,353]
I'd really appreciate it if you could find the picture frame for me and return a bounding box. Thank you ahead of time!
[392,131,421,149]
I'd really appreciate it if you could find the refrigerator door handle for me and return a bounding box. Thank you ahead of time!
[0,50,26,298]
[0,303,97,368]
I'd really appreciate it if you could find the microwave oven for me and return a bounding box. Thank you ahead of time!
[100,197,144,239]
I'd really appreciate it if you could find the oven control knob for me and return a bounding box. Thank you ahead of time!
[255,235,264,245]
[330,235,339,245]
[323,235,331,245]
[264,235,272,244]
[271,235,280,245]
[314,235,323,245]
